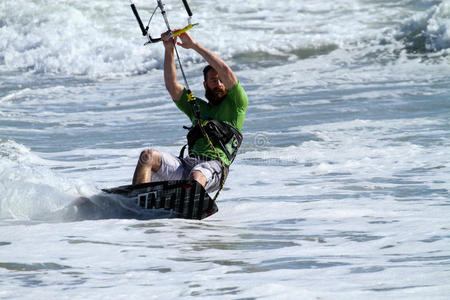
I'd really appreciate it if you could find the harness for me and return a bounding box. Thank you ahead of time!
[179,120,243,165]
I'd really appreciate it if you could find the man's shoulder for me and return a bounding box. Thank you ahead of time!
[176,88,206,104]
[227,81,244,94]
[226,81,248,111]
[176,90,207,110]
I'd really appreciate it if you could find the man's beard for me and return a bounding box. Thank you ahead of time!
[205,86,227,105]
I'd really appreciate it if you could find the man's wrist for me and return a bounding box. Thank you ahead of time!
[191,41,201,52]
[164,46,174,54]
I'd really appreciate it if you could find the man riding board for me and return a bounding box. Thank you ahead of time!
[132,31,248,195]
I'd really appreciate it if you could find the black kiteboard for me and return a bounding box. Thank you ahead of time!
[99,180,218,220]
[49,181,217,222]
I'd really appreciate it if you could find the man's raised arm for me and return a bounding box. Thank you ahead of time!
[163,34,185,102]
[176,32,237,90]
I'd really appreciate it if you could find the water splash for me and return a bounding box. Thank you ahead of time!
[0,139,81,220]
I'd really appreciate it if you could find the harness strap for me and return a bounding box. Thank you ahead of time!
[178,144,188,159]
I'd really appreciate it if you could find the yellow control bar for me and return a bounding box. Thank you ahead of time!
[172,23,198,37]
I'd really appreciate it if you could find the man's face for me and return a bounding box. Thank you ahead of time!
[204,69,227,105]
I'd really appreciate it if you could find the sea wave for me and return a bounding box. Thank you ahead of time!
[396,1,450,54]
[0,139,81,219]
[0,0,162,77]
[0,0,448,77]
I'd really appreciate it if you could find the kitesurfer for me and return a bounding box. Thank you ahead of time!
[132,31,248,193]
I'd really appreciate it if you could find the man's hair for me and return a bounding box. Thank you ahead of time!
[203,65,213,81]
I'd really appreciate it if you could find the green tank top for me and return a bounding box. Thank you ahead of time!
[175,81,248,165]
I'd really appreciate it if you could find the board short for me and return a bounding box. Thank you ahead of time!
[151,151,225,193]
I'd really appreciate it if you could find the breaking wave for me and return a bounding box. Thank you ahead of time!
[0,0,162,77]
[396,1,450,54]
[0,0,448,77]
[0,139,83,220]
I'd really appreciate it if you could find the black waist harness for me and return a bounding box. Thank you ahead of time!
[181,120,243,165]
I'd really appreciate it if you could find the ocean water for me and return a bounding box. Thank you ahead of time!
[1,0,450,299]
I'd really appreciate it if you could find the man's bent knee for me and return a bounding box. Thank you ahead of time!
[138,149,162,172]
[138,149,153,166]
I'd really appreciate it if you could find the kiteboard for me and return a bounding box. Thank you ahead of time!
[102,180,218,220]
[63,180,218,221]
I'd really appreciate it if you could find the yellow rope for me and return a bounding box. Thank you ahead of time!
[198,120,227,201]
[189,93,227,201]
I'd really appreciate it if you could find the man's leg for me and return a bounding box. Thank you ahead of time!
[190,170,207,187]
[189,160,224,193]
[132,149,162,185]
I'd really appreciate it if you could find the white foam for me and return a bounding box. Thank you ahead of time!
[1,0,447,79]
[0,140,91,219]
